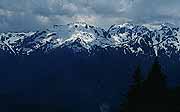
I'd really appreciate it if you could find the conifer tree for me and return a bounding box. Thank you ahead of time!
[141,57,168,112]
[131,65,142,90]
[144,57,167,95]
[121,65,143,112]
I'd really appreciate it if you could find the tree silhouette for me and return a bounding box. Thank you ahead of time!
[140,57,169,112]
[120,65,143,112]
[131,65,142,90]
[169,86,180,112]
[120,57,170,112]
[144,57,167,92]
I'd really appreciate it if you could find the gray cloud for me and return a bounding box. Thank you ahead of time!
[0,0,180,32]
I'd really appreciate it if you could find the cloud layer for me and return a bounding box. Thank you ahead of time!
[0,0,180,32]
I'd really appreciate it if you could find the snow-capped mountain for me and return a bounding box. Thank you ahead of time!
[0,22,180,57]
[108,23,180,56]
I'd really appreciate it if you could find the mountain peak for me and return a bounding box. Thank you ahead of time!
[0,22,180,57]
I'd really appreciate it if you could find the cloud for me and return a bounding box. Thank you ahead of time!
[124,0,180,24]
[0,0,180,32]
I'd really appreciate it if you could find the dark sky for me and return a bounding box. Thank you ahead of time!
[0,0,180,32]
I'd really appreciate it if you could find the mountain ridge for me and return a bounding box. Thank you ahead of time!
[0,22,180,58]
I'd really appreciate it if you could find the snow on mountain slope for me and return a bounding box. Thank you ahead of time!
[0,32,35,55]
[48,22,109,49]
[0,22,180,57]
[108,23,180,56]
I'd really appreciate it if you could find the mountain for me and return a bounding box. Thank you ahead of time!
[0,22,180,112]
[0,22,180,58]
